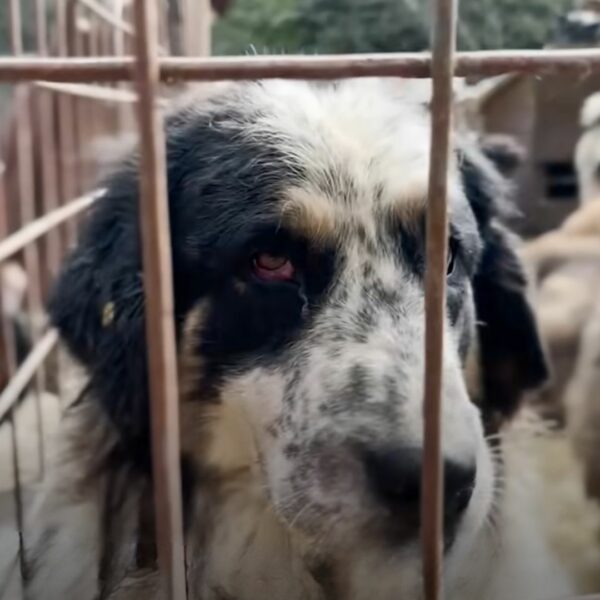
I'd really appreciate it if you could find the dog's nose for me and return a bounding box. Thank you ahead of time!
[363,447,476,531]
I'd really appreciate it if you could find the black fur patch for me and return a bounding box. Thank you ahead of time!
[460,150,548,426]
[49,99,303,462]
[49,92,338,467]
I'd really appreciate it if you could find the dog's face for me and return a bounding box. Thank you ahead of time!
[50,80,547,568]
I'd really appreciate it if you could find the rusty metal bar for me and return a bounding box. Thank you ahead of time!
[132,1,187,598]
[36,0,49,55]
[0,190,101,263]
[55,0,79,250]
[0,267,27,580]
[0,330,59,425]
[33,81,166,104]
[35,0,63,285]
[74,21,95,192]
[0,147,27,586]
[10,0,48,485]
[8,409,26,577]
[421,1,457,599]
[67,0,85,199]
[112,1,131,131]
[2,49,600,82]
[167,0,185,56]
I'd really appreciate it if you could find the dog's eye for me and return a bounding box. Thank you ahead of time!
[253,253,295,282]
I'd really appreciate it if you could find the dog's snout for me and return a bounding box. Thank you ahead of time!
[364,447,422,510]
[363,447,476,535]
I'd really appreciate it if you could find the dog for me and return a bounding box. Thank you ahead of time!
[21,79,573,600]
[521,199,600,424]
[521,198,600,502]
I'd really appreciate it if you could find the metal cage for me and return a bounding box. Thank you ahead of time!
[1,1,600,599]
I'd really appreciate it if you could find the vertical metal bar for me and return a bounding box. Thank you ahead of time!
[9,0,47,484]
[66,0,84,198]
[56,0,78,248]
[35,0,62,283]
[167,0,184,56]
[132,1,187,599]
[158,1,171,55]
[113,0,131,131]
[8,409,26,579]
[0,175,27,584]
[421,1,458,600]
[74,26,90,192]
[180,0,213,57]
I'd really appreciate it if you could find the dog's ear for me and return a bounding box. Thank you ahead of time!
[473,223,549,427]
[48,165,152,465]
[459,140,548,429]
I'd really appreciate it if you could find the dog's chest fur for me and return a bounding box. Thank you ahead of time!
[25,431,572,600]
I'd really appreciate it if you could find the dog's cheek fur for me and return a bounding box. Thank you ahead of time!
[48,167,151,465]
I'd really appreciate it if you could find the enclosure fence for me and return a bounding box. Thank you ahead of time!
[1,0,600,599]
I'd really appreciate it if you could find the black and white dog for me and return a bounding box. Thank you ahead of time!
[24,79,573,600]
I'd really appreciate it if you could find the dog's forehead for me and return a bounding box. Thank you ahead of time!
[233,79,464,236]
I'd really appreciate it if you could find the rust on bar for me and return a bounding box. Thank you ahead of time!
[132,0,187,598]
[1,49,600,82]
[421,0,457,599]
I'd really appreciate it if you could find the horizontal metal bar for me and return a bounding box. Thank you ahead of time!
[0,49,600,82]
[0,190,102,263]
[0,329,58,425]
[75,0,135,36]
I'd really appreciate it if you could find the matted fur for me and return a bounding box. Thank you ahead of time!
[21,79,572,600]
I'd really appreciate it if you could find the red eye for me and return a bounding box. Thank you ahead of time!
[252,253,295,281]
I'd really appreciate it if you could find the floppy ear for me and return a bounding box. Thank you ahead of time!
[473,223,549,428]
[48,166,152,466]
[459,138,548,430]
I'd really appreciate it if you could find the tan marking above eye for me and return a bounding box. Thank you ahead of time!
[280,187,337,245]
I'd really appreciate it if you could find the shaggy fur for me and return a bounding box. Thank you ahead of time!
[22,79,572,600]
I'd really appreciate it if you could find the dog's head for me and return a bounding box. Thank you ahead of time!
[49,80,546,567]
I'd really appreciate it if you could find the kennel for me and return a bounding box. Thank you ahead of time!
[1,0,600,599]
